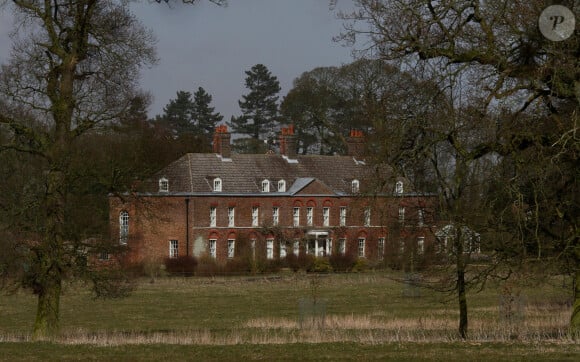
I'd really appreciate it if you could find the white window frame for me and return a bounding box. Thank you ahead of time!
[252,206,259,227]
[227,239,235,258]
[213,178,222,192]
[417,236,425,254]
[418,209,425,227]
[261,179,270,192]
[119,211,129,245]
[340,207,347,226]
[278,179,286,192]
[272,207,279,226]
[323,207,330,227]
[306,207,313,226]
[358,238,365,258]
[364,207,371,227]
[279,241,287,258]
[266,239,274,260]
[159,177,169,193]
[210,206,217,227]
[209,239,217,259]
[169,239,179,258]
[398,207,405,223]
[228,207,235,227]
[351,179,360,193]
[293,207,300,227]
[293,239,300,256]
[395,181,404,194]
[378,237,385,260]
[99,251,109,261]
[338,238,346,255]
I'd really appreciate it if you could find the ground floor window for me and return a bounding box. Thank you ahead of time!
[358,238,365,258]
[209,239,217,258]
[280,241,287,258]
[227,239,235,258]
[378,237,385,260]
[98,252,109,261]
[417,236,425,254]
[293,239,300,256]
[266,239,274,259]
[169,239,178,258]
[338,238,346,255]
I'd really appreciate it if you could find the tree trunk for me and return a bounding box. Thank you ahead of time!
[456,227,468,339]
[32,271,62,340]
[571,268,580,337]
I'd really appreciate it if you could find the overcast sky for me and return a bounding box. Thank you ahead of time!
[0,1,356,121]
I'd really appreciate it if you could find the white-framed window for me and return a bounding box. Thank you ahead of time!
[327,238,333,256]
[266,239,274,259]
[340,207,347,226]
[228,207,235,227]
[159,177,169,193]
[351,179,360,193]
[251,239,256,259]
[272,207,279,226]
[378,237,385,260]
[399,239,405,254]
[278,179,286,192]
[395,181,404,194]
[418,209,425,227]
[293,239,300,256]
[227,239,235,258]
[261,179,270,192]
[306,207,313,226]
[169,239,178,258]
[280,241,287,258]
[210,206,217,227]
[293,207,300,227]
[417,236,425,254]
[398,207,405,223]
[209,239,217,258]
[338,238,346,255]
[119,211,129,245]
[358,238,365,258]
[364,207,371,227]
[252,206,259,227]
[323,207,330,227]
[213,178,222,192]
[98,251,109,261]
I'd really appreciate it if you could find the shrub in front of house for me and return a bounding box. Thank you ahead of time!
[329,253,357,272]
[164,256,198,277]
[225,256,253,275]
[313,257,332,273]
[195,255,222,277]
[351,258,369,272]
[285,253,316,272]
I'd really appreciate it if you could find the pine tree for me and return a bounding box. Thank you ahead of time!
[160,90,195,137]
[192,87,223,142]
[230,64,281,140]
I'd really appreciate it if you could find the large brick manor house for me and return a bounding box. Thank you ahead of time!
[109,126,435,264]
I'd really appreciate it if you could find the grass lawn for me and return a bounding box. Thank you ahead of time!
[1,272,578,360]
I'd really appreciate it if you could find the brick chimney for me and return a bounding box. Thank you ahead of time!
[347,129,365,158]
[279,125,296,159]
[212,125,231,158]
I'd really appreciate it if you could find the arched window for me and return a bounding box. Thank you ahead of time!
[213,178,222,192]
[119,211,129,244]
[159,177,169,193]
[261,179,270,192]
[395,181,404,195]
[278,179,286,192]
[351,179,360,194]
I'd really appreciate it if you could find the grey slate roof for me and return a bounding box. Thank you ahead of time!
[142,153,385,196]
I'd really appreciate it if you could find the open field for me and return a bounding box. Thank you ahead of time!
[1,272,578,360]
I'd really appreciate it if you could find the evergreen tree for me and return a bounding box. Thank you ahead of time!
[192,87,223,142]
[160,90,195,137]
[230,64,281,141]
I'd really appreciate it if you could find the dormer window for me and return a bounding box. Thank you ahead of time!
[213,178,222,192]
[395,181,403,195]
[351,179,360,194]
[261,179,270,193]
[159,177,169,193]
[278,179,286,192]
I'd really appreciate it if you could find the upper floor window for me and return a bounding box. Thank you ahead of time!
[213,178,222,192]
[278,179,286,192]
[340,207,347,226]
[293,207,300,227]
[159,177,169,193]
[119,211,129,245]
[306,207,313,226]
[228,207,235,227]
[323,207,330,227]
[261,179,270,192]
[395,181,404,194]
[398,207,405,223]
[272,207,280,226]
[252,206,259,227]
[169,239,178,258]
[351,179,360,194]
[210,206,217,227]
